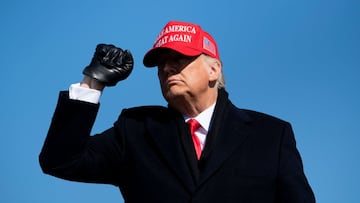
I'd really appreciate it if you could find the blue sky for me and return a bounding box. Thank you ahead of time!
[1,0,359,202]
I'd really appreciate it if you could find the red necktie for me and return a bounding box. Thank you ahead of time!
[187,119,202,160]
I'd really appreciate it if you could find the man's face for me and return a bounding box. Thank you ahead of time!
[157,50,214,103]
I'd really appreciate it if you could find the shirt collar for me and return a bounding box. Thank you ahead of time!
[184,103,216,132]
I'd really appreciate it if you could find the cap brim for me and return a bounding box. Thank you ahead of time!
[143,45,202,68]
[143,48,167,67]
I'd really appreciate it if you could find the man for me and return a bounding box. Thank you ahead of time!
[39,20,315,202]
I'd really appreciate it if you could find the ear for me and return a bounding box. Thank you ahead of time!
[208,59,222,82]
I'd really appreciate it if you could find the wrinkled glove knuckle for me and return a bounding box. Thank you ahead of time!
[96,44,108,56]
[124,50,134,64]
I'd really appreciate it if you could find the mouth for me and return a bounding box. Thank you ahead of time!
[163,78,183,89]
[167,79,181,85]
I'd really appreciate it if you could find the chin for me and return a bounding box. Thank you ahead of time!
[163,89,186,102]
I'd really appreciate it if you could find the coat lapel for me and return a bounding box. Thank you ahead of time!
[199,111,252,185]
[198,90,253,185]
[145,110,197,191]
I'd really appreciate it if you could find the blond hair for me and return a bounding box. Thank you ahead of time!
[203,54,226,89]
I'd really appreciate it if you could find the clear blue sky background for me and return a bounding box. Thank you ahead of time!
[1,0,359,202]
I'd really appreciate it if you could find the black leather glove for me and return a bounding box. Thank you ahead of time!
[83,44,134,86]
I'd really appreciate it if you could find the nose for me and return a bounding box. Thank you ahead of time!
[162,63,177,76]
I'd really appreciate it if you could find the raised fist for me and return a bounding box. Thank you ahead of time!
[83,44,134,86]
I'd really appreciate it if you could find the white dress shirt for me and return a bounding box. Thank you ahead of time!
[69,83,102,104]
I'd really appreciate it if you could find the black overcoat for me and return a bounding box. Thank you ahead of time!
[39,89,315,203]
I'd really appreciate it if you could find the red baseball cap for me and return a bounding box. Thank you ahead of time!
[143,20,220,67]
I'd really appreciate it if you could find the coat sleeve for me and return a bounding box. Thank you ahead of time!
[39,91,125,185]
[276,122,316,203]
